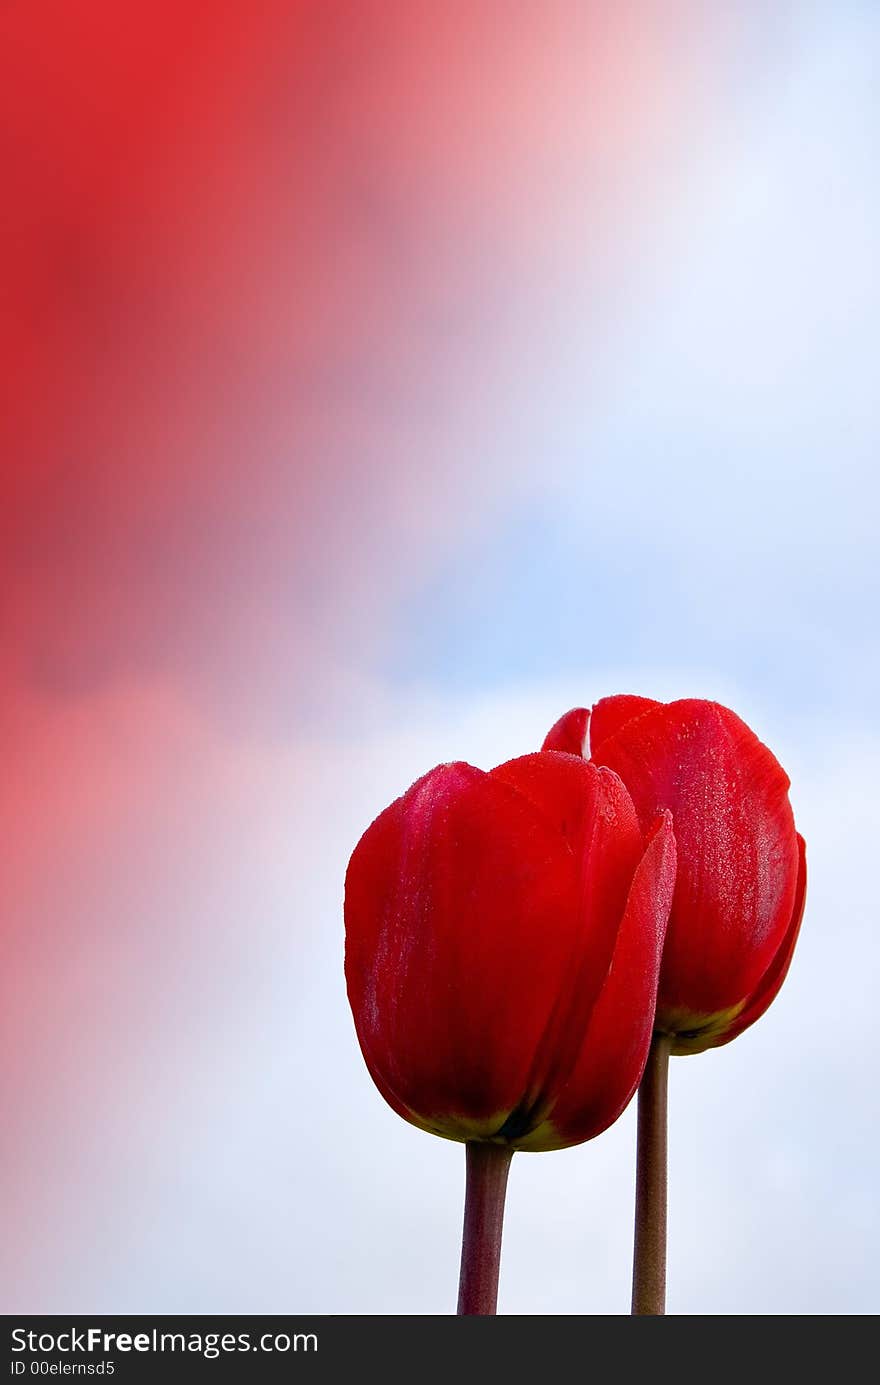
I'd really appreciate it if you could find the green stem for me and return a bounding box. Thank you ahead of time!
[457,1141,513,1315]
[631,1032,671,1315]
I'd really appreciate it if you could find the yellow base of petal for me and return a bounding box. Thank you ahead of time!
[656,1000,746,1055]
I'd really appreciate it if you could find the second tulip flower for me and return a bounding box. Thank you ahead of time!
[544,698,806,1054]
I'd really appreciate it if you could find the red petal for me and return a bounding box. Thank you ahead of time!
[713,832,807,1048]
[344,761,584,1140]
[589,695,661,757]
[488,753,645,1128]
[592,699,799,1020]
[523,812,676,1150]
[542,707,590,757]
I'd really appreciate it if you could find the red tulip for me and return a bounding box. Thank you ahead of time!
[543,698,806,1054]
[345,751,676,1151]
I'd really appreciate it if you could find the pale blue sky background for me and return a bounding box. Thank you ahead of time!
[4,2,877,1316]
[389,6,878,726]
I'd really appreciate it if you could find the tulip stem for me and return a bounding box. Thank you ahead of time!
[457,1141,514,1315]
[632,1032,672,1315]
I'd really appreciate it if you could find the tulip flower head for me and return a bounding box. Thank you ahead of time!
[544,698,806,1055]
[345,751,677,1150]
